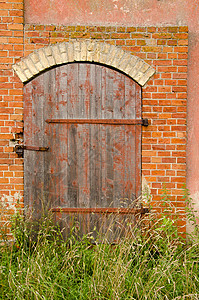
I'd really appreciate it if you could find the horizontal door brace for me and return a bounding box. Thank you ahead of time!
[46,118,149,126]
[51,207,149,215]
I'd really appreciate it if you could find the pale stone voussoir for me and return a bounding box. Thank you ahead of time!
[92,42,102,63]
[17,60,34,81]
[98,43,112,65]
[30,52,44,72]
[124,55,138,75]
[128,60,145,80]
[18,60,27,72]
[80,40,87,61]
[86,40,95,62]
[51,44,63,65]
[118,53,132,72]
[37,48,50,70]
[44,46,55,67]
[140,67,156,86]
[58,42,68,63]
[24,68,33,79]
[13,40,155,85]
[111,49,125,69]
[140,62,150,74]
[107,46,119,66]
[12,64,27,82]
[25,57,38,76]
[67,41,74,62]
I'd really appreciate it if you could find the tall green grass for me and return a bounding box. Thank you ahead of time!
[0,190,199,299]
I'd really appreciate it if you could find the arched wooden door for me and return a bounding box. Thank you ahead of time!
[24,63,142,237]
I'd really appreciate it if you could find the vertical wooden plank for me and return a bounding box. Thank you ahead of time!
[101,66,112,208]
[105,68,114,208]
[24,74,47,218]
[89,64,102,209]
[67,64,79,207]
[76,63,91,234]
[100,66,107,208]
[32,76,45,213]
[54,66,68,207]
[112,71,125,207]
[43,68,60,209]
[55,64,68,119]
[77,63,90,208]
[135,83,142,198]
[23,82,33,210]
[124,77,136,204]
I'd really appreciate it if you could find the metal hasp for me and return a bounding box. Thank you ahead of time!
[15,145,49,157]
[46,118,149,126]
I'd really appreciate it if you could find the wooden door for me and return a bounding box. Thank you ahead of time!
[24,63,142,239]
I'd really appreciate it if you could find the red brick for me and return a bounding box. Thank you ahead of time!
[174,47,188,53]
[179,26,188,32]
[143,46,161,52]
[173,33,188,39]
[111,33,130,39]
[172,86,187,92]
[152,93,167,99]
[157,40,166,45]
[158,66,177,72]
[152,33,172,39]
[163,132,176,137]
[9,10,23,16]
[167,40,177,46]
[168,53,178,59]
[151,170,165,176]
[7,24,23,30]
[158,151,171,156]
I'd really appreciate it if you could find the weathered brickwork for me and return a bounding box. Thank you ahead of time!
[0,0,24,232]
[0,2,188,234]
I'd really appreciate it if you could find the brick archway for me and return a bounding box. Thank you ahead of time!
[13,40,155,86]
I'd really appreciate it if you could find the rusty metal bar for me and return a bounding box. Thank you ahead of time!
[51,207,149,214]
[15,145,49,157]
[16,145,49,151]
[23,146,49,151]
[45,118,149,126]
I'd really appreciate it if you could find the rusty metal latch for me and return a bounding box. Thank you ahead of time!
[142,118,149,126]
[46,118,149,126]
[15,145,49,157]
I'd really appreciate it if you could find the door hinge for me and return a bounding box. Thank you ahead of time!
[15,145,49,157]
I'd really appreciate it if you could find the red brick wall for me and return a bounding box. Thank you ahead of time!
[0,0,24,234]
[0,1,188,232]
